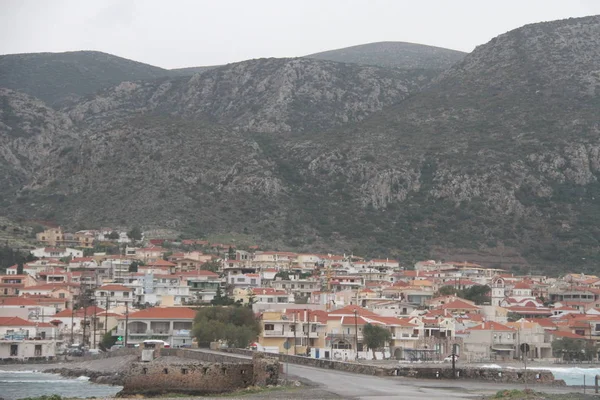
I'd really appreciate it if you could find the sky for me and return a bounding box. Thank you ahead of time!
[1,0,600,69]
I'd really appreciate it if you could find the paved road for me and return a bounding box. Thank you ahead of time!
[196,350,589,399]
[195,350,481,399]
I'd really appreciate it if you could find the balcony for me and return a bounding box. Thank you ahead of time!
[264,330,286,337]
[393,333,419,340]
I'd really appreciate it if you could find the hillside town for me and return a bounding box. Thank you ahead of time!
[1,226,599,363]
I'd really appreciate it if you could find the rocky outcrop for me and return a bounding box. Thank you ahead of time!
[2,16,600,269]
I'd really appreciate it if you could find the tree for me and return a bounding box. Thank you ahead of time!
[129,261,142,273]
[362,323,391,360]
[211,286,235,306]
[551,337,597,361]
[201,261,221,273]
[462,285,491,305]
[100,327,118,351]
[435,285,458,297]
[16,262,23,275]
[192,306,261,348]
[228,246,235,260]
[107,231,120,240]
[127,227,142,241]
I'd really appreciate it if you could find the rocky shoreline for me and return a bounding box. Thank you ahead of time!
[45,367,125,386]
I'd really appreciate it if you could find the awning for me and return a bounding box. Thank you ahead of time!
[492,346,514,352]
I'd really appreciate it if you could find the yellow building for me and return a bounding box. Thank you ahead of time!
[258,309,327,354]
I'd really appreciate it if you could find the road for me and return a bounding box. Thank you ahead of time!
[194,350,498,399]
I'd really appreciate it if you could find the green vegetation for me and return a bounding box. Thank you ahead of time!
[100,328,118,351]
[362,323,391,360]
[192,306,261,348]
[551,337,598,361]
[435,285,491,305]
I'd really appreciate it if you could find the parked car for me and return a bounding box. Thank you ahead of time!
[110,344,124,351]
[443,354,459,362]
[86,348,104,356]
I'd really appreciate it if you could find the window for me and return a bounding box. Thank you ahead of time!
[264,324,274,331]
[237,278,245,282]
[34,345,42,356]
[250,279,256,285]
[10,345,18,356]
[123,292,129,298]
[59,293,65,299]
[110,292,115,296]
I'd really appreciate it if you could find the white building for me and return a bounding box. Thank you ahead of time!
[30,247,83,259]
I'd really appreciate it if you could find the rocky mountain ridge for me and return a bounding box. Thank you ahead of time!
[1,16,600,271]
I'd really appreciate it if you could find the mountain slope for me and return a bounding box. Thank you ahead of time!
[291,15,600,269]
[0,51,171,106]
[305,41,466,70]
[2,16,600,270]
[67,57,437,133]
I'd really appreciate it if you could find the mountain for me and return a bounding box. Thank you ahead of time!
[66,57,436,133]
[291,15,600,269]
[2,16,600,271]
[0,51,172,106]
[169,66,219,76]
[305,41,466,70]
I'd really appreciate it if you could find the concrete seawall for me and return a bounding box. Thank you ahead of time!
[222,348,563,385]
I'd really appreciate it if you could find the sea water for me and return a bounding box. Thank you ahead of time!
[481,364,600,386]
[0,370,122,400]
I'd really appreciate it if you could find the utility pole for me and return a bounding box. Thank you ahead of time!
[70,307,74,343]
[93,300,97,349]
[306,309,311,356]
[124,301,129,347]
[293,312,297,355]
[354,309,359,361]
[83,301,88,347]
[104,292,109,337]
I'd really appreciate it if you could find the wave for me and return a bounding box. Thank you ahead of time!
[76,376,90,381]
[0,379,80,383]
[0,370,38,374]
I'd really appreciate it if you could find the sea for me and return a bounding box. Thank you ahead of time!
[481,364,600,386]
[0,370,122,400]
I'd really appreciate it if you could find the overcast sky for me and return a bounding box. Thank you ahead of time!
[2,0,600,69]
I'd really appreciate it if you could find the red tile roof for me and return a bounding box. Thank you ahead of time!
[440,299,480,310]
[97,284,133,291]
[468,321,515,331]
[548,330,588,339]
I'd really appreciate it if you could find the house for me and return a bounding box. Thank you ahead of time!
[19,284,76,303]
[462,321,516,361]
[179,271,222,303]
[0,316,57,360]
[30,247,83,259]
[0,297,60,320]
[68,257,98,269]
[228,273,261,288]
[0,274,38,296]
[114,307,196,347]
[94,284,135,308]
[235,288,290,305]
[135,247,167,261]
[258,309,327,355]
[138,259,177,275]
[0,316,57,339]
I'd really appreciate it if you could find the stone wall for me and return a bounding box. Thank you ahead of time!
[121,359,253,396]
[252,352,279,386]
[120,348,279,396]
[222,348,562,384]
[224,348,388,376]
